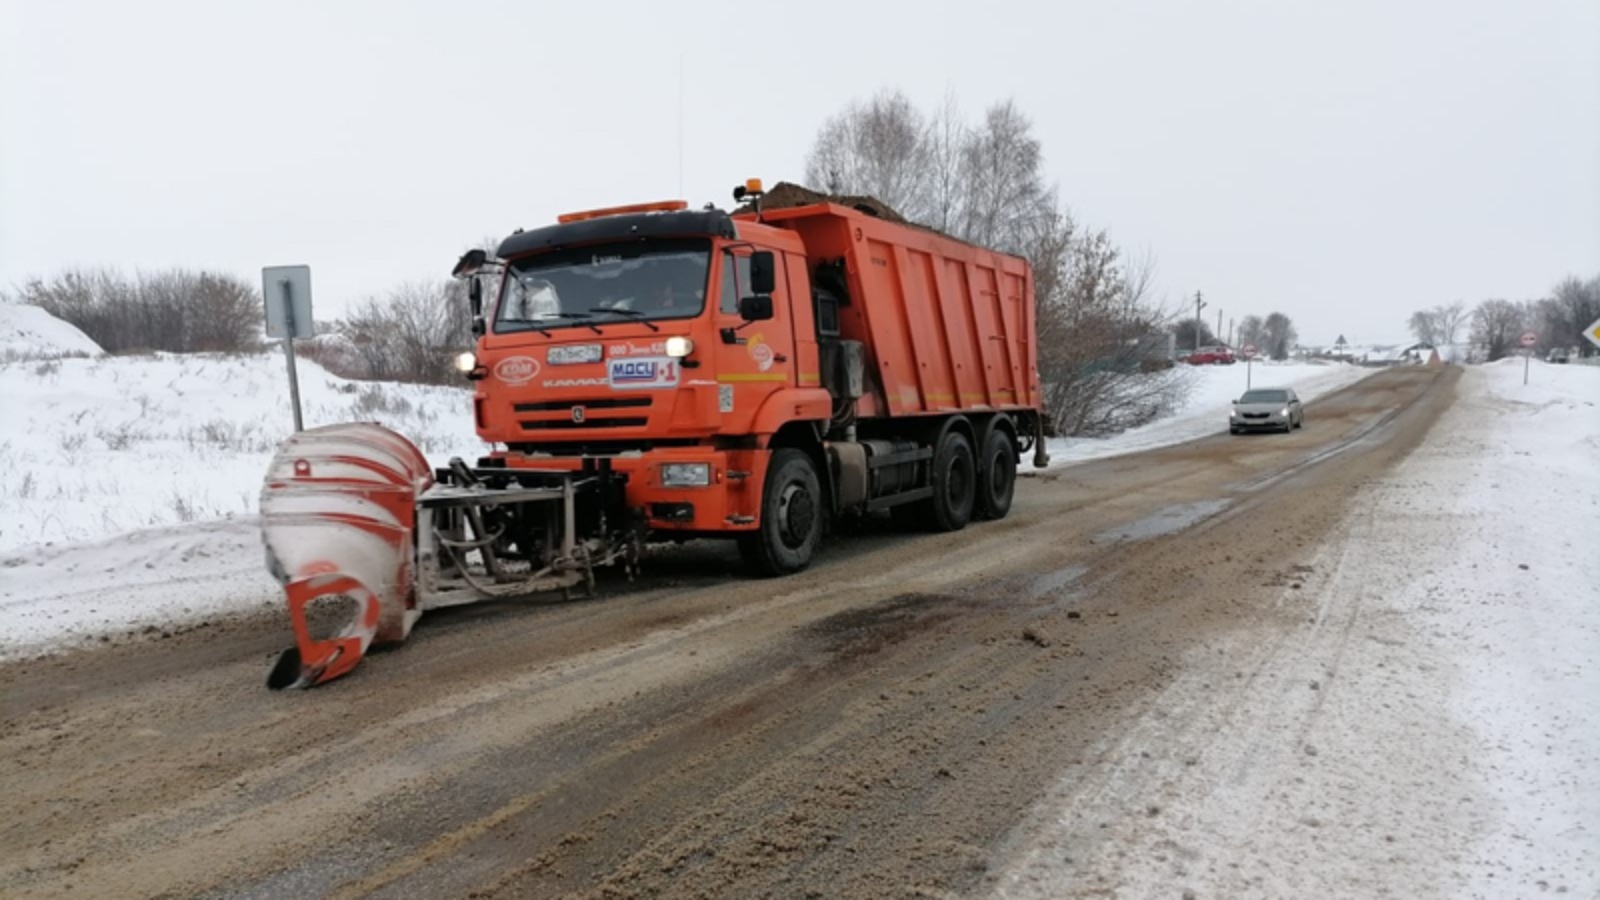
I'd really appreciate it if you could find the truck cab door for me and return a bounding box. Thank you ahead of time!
[713,246,794,431]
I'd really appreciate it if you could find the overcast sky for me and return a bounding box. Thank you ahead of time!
[3,0,1596,345]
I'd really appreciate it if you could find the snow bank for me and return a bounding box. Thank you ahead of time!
[0,348,485,553]
[0,519,281,658]
[0,303,104,359]
[1041,361,1378,467]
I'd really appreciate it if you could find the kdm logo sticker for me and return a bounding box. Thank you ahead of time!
[494,356,540,384]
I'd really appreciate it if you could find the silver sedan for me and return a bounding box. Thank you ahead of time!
[1229,387,1303,434]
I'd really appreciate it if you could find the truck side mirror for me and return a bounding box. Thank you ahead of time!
[749,251,776,295]
[738,295,774,321]
[468,277,486,336]
[453,249,488,278]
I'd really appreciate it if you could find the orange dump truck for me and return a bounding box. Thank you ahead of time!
[260,181,1047,687]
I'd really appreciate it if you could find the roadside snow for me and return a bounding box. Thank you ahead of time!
[1042,361,1378,467]
[994,359,1600,899]
[0,519,281,658]
[0,348,485,553]
[0,303,104,359]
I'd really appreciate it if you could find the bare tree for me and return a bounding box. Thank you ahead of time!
[1236,314,1265,350]
[1263,312,1297,360]
[1435,301,1468,346]
[804,89,930,220]
[1471,299,1522,361]
[1408,309,1442,345]
[921,91,969,235]
[344,280,473,384]
[1541,275,1600,356]
[958,101,1056,253]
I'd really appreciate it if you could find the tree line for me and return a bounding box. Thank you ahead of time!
[6,267,473,384]
[1172,311,1299,360]
[1409,275,1599,361]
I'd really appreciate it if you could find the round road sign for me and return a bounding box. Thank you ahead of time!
[1243,343,1258,355]
[1520,331,1538,348]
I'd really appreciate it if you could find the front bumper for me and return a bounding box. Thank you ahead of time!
[492,448,768,532]
[1230,413,1289,430]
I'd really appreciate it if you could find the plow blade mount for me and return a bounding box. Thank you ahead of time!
[260,423,431,689]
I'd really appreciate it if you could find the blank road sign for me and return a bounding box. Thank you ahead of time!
[263,265,314,340]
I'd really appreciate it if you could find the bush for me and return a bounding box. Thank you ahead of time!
[339,280,472,385]
[12,267,261,353]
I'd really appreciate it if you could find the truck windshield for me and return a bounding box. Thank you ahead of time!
[495,239,710,333]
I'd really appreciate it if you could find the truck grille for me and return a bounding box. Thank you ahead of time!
[513,397,652,412]
[516,396,652,432]
[521,417,649,431]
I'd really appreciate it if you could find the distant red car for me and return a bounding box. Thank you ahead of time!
[1186,345,1236,365]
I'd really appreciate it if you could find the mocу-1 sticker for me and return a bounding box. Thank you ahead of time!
[608,357,680,390]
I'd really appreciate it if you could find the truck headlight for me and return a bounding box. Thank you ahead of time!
[660,462,711,487]
[664,336,694,358]
[454,351,478,373]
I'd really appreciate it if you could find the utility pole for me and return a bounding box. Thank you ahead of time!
[1228,317,1235,347]
[1217,309,1224,345]
[1194,290,1206,353]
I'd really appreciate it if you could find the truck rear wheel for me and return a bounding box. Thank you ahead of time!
[976,428,1016,521]
[738,448,822,576]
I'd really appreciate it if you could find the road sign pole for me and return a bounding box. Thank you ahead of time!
[280,279,304,432]
[1524,350,1530,386]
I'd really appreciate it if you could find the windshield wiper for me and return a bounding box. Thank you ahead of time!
[587,307,660,332]
[497,321,554,338]
[538,312,603,334]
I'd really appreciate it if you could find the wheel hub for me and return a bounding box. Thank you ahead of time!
[777,483,815,548]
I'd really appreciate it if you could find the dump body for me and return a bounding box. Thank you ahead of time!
[751,203,1040,420]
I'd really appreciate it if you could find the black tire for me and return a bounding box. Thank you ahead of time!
[738,448,822,576]
[927,431,977,532]
[975,428,1017,521]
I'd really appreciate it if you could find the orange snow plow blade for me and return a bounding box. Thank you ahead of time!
[260,423,432,690]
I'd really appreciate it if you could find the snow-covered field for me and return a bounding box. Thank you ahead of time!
[1042,360,1378,467]
[997,358,1600,899]
[1,305,486,658]
[0,345,484,553]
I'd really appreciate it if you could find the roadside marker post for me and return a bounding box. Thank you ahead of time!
[263,265,314,431]
[1520,330,1538,385]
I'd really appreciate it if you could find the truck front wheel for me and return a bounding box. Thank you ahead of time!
[738,448,822,576]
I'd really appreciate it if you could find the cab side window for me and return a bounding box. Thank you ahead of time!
[719,251,752,315]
